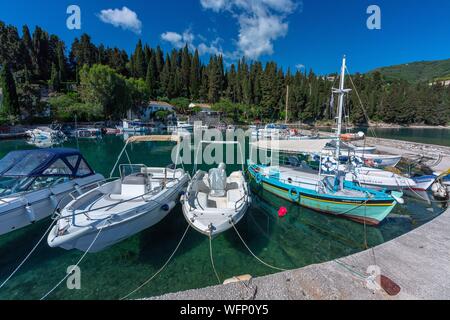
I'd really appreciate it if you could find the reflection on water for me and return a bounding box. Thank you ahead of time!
[0,135,446,300]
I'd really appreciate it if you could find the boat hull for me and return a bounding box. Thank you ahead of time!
[248,167,397,225]
[0,174,104,236]
[182,198,250,237]
[48,175,189,252]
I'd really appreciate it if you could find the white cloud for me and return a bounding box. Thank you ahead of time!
[161,30,196,49]
[161,29,225,57]
[98,7,142,34]
[198,38,224,55]
[200,0,300,59]
[296,64,305,70]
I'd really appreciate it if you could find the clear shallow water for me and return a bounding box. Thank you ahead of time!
[0,135,446,300]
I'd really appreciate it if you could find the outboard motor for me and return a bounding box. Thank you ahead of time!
[208,163,227,197]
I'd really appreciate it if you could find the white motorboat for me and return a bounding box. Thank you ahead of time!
[182,164,250,237]
[0,148,104,236]
[356,153,401,168]
[345,166,414,196]
[182,141,251,237]
[71,128,102,139]
[118,120,149,133]
[48,135,189,252]
[26,126,66,142]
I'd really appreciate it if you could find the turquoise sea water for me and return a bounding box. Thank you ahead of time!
[323,127,450,147]
[0,134,446,300]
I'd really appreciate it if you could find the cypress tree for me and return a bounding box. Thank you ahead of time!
[190,49,201,100]
[0,63,20,116]
[180,44,191,98]
[49,62,61,91]
[145,54,157,99]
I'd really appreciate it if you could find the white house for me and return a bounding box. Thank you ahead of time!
[141,101,175,120]
[189,103,220,115]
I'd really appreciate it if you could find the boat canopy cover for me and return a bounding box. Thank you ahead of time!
[0,148,95,177]
[252,139,333,154]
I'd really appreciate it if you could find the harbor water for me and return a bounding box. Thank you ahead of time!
[0,134,447,300]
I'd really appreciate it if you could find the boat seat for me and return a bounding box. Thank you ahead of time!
[197,192,208,209]
[227,189,242,206]
[208,164,227,197]
[122,175,147,185]
[226,182,239,191]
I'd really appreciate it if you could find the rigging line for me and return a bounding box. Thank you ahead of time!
[209,235,222,285]
[334,259,367,280]
[0,185,86,290]
[0,218,57,290]
[120,224,190,300]
[231,221,287,272]
[40,226,104,300]
[344,66,378,139]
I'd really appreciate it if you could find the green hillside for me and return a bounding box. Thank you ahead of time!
[371,58,450,83]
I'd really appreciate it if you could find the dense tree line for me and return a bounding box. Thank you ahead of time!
[1,20,449,125]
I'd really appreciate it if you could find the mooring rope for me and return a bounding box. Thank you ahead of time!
[231,221,287,272]
[209,235,222,284]
[40,226,104,300]
[120,224,190,300]
[0,218,58,290]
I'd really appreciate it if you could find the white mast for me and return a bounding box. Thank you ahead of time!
[285,85,289,125]
[334,56,348,160]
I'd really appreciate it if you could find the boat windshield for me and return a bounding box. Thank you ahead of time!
[0,175,71,197]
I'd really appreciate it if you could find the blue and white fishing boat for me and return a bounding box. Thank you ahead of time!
[248,57,403,226]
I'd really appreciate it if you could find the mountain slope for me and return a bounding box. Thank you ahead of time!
[370,58,450,83]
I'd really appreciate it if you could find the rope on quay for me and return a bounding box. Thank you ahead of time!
[231,221,287,272]
[120,224,190,300]
[209,234,222,284]
[40,226,104,300]
[0,218,57,290]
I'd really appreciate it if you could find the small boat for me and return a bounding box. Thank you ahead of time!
[324,141,400,167]
[102,128,121,135]
[358,153,401,168]
[248,57,402,226]
[182,164,250,236]
[0,148,104,236]
[48,135,189,252]
[167,121,194,134]
[340,132,365,142]
[26,126,66,142]
[256,124,288,140]
[182,141,251,236]
[71,128,102,139]
[118,120,150,133]
[345,166,415,196]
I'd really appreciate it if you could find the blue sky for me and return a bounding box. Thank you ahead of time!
[0,0,449,74]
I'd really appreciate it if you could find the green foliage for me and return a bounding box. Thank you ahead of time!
[170,97,190,114]
[0,63,19,116]
[154,110,173,120]
[0,19,449,126]
[49,62,61,91]
[372,58,450,83]
[79,64,130,119]
[126,77,149,110]
[49,92,102,122]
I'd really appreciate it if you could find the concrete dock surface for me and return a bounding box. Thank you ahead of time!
[149,206,450,300]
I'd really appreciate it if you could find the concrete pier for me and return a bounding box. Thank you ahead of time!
[146,134,450,301]
[149,207,450,300]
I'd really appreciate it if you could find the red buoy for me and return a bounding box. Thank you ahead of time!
[278,207,288,218]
